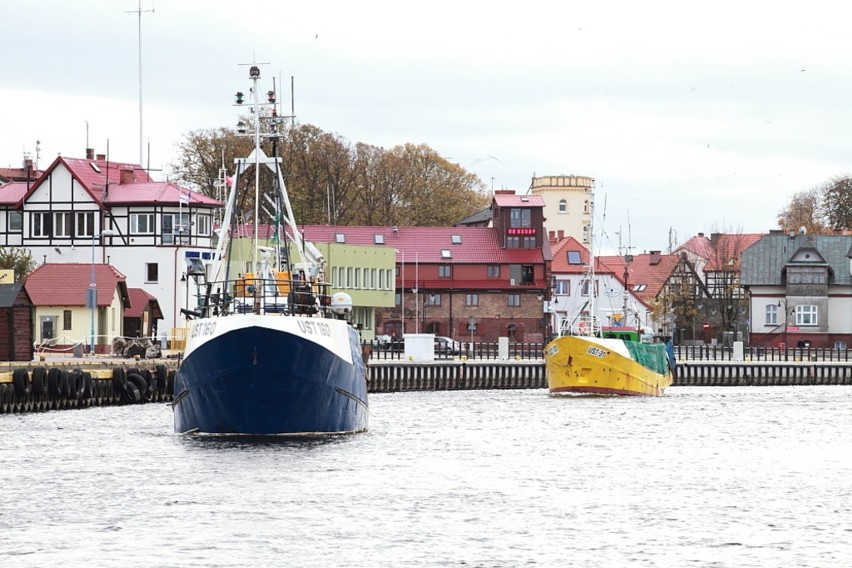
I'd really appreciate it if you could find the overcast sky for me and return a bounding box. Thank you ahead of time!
[3,1,851,254]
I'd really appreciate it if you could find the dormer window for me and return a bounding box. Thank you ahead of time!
[335,233,346,243]
[451,234,461,244]
[441,249,451,258]
[374,234,385,244]
[90,162,101,173]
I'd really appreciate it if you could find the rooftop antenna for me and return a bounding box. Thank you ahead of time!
[127,0,155,165]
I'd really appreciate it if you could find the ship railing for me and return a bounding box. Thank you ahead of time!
[189,276,334,318]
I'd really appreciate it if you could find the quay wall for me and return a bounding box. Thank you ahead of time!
[2,359,851,415]
[366,359,852,392]
[0,361,176,415]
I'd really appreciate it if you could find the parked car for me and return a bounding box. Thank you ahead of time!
[434,336,462,356]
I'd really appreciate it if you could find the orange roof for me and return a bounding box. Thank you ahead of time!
[598,252,680,305]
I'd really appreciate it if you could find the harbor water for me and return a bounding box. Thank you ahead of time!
[2,386,851,567]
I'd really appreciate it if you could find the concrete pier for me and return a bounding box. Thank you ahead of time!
[2,359,851,414]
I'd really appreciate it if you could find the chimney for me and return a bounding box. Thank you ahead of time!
[120,167,134,185]
[649,251,661,265]
[86,148,95,160]
[557,230,564,240]
[96,154,106,161]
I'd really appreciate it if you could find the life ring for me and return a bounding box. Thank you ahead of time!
[12,368,31,398]
[578,321,588,334]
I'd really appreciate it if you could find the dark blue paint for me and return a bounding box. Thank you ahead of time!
[173,325,368,435]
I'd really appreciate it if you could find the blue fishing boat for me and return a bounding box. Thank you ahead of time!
[172,63,369,435]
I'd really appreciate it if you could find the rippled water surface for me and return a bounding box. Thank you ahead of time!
[2,386,851,567]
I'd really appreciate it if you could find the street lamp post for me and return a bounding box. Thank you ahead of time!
[90,230,115,354]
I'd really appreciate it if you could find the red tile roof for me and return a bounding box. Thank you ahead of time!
[273,225,546,264]
[551,237,593,274]
[103,182,220,206]
[676,232,766,270]
[23,156,220,207]
[598,252,680,305]
[492,192,545,208]
[312,225,544,263]
[125,287,161,318]
[0,181,29,206]
[25,263,127,307]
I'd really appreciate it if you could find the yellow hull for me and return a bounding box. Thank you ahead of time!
[544,335,673,397]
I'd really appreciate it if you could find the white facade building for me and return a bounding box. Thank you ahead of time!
[2,152,219,341]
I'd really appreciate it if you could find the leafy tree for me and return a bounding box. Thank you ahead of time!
[777,187,827,235]
[820,175,852,230]
[169,124,490,227]
[0,247,37,282]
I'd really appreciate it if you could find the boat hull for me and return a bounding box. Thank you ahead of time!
[173,315,368,435]
[544,335,673,397]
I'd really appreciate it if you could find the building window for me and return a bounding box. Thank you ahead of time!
[426,293,441,306]
[54,212,73,238]
[76,212,95,237]
[354,268,361,288]
[507,293,520,307]
[558,199,567,213]
[438,265,452,278]
[522,236,536,248]
[487,265,500,278]
[162,213,189,244]
[506,236,520,248]
[509,208,531,228]
[63,310,72,331]
[9,211,22,233]
[554,280,570,295]
[146,263,159,283]
[796,305,818,326]
[567,250,582,265]
[581,280,590,296]
[765,304,778,326]
[465,293,479,307]
[31,212,50,237]
[346,267,352,288]
[395,291,401,306]
[196,214,212,236]
[131,213,155,235]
